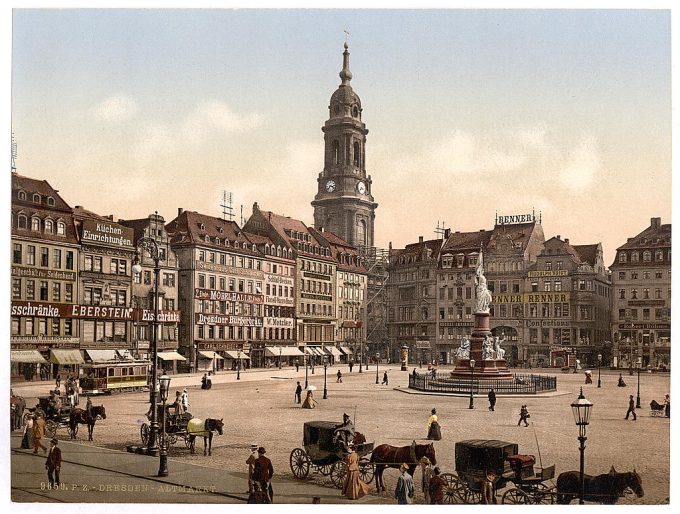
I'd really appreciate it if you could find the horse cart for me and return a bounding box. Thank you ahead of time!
[441,439,555,504]
[141,407,194,449]
[36,395,77,438]
[289,421,374,488]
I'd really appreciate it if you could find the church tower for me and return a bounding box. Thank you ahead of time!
[312,42,377,249]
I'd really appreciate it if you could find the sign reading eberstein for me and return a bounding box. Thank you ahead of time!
[81,219,134,249]
[11,301,178,323]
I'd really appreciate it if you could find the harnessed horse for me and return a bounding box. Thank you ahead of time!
[556,466,644,504]
[69,405,106,441]
[187,418,224,456]
[369,441,436,492]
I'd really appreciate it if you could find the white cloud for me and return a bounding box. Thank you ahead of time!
[181,100,263,146]
[558,137,601,191]
[91,96,138,122]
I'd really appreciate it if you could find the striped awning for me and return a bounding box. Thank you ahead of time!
[10,350,47,363]
[198,351,225,360]
[325,347,342,358]
[339,347,353,355]
[311,347,325,356]
[85,349,119,362]
[50,349,84,365]
[265,346,304,357]
[157,351,187,361]
[223,350,250,360]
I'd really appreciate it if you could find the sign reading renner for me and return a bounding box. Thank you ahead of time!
[81,219,134,249]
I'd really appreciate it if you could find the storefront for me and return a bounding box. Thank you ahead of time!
[265,345,304,367]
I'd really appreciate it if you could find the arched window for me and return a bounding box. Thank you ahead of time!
[32,193,41,204]
[656,250,663,261]
[214,237,220,245]
[631,252,639,262]
[31,216,41,231]
[18,191,26,200]
[47,197,55,206]
[353,141,361,167]
[18,214,28,229]
[352,105,359,118]
[204,235,210,243]
[57,222,66,235]
[356,219,367,246]
[643,251,651,262]
[619,252,627,263]
[44,219,54,233]
[332,140,340,165]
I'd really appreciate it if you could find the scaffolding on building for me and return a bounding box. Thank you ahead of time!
[358,245,390,361]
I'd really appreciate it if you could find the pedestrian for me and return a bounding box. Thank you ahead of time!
[169,391,182,415]
[382,371,389,385]
[517,405,530,427]
[585,371,593,384]
[625,394,637,420]
[247,482,270,504]
[618,373,627,387]
[33,414,47,454]
[295,381,303,404]
[296,361,300,373]
[481,469,496,504]
[46,437,62,488]
[427,408,441,440]
[246,443,258,493]
[419,456,434,503]
[180,388,189,413]
[428,467,446,504]
[302,390,317,409]
[253,447,274,503]
[55,374,61,391]
[488,388,496,412]
[394,463,415,504]
[342,443,370,499]
[664,394,670,418]
[336,370,343,383]
[349,361,353,373]
[311,496,321,504]
[21,412,34,449]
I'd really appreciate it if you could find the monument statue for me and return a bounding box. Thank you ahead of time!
[474,249,492,313]
[455,337,470,360]
[482,335,495,360]
[494,336,506,360]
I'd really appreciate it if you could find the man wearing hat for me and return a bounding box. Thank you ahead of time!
[334,413,355,450]
[481,469,496,504]
[246,444,258,493]
[395,462,415,504]
[253,447,274,503]
[419,456,434,503]
[46,437,62,488]
[180,388,189,413]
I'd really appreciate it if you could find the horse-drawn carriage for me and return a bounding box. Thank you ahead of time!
[441,439,555,504]
[289,421,374,488]
[141,407,194,449]
[36,395,76,438]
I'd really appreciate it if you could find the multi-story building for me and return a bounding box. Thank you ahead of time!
[244,204,337,362]
[167,209,266,371]
[72,206,136,359]
[387,236,443,365]
[10,173,80,379]
[526,236,611,367]
[610,217,671,369]
[119,213,181,370]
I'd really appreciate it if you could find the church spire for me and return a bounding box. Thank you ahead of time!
[339,42,352,85]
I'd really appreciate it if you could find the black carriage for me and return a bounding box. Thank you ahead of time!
[36,395,77,438]
[289,421,374,488]
[140,407,194,449]
[441,439,555,504]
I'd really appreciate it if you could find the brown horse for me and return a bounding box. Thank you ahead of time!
[556,466,644,504]
[187,418,224,456]
[69,405,106,441]
[370,441,436,492]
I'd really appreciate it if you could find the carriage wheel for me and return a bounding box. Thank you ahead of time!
[466,488,483,504]
[140,423,150,445]
[67,423,78,437]
[502,488,531,504]
[45,420,58,438]
[317,463,332,476]
[289,448,310,479]
[527,482,554,504]
[441,474,466,504]
[359,459,374,484]
[330,461,348,489]
[167,433,178,445]
[185,435,192,449]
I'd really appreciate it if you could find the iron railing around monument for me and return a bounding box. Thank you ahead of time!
[408,372,557,394]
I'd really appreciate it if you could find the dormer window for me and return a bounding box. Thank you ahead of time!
[214,237,220,245]
[18,191,26,200]
[235,241,240,249]
[619,252,627,263]
[199,223,205,230]
[218,227,224,234]
[31,216,41,231]
[204,235,210,243]
[17,214,28,229]
[47,197,55,206]
[32,193,41,204]
[57,221,66,236]
[44,219,54,233]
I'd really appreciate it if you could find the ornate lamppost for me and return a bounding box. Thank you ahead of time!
[279,347,282,369]
[636,357,642,408]
[237,349,241,380]
[359,342,363,373]
[158,374,171,477]
[132,236,161,456]
[571,388,593,505]
[468,359,476,409]
[597,353,602,388]
[375,352,380,384]
[304,343,309,389]
[323,356,328,400]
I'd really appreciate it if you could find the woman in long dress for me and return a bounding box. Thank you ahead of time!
[427,408,441,440]
[342,444,370,499]
[301,390,317,409]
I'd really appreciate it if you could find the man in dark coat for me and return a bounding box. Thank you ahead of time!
[46,437,62,487]
[253,447,274,503]
[625,394,637,420]
[488,388,496,411]
[294,382,302,404]
[428,467,446,504]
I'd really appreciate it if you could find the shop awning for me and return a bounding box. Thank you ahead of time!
[223,350,250,360]
[85,349,119,362]
[265,346,304,357]
[325,347,343,358]
[339,347,353,355]
[10,350,47,363]
[311,347,325,356]
[199,351,225,360]
[304,346,316,355]
[50,349,85,365]
[157,351,187,361]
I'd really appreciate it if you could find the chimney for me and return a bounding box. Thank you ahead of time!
[178,208,184,217]
[253,202,259,213]
[419,236,424,243]
[557,235,561,240]
[565,238,569,245]
[444,228,451,239]
[651,217,661,229]
[75,205,82,209]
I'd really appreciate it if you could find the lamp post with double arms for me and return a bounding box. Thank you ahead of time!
[132,236,161,456]
[323,356,328,400]
[571,388,593,505]
[158,374,171,477]
[468,359,476,409]
[375,352,380,384]
[597,353,602,388]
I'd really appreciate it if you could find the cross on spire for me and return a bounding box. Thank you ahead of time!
[344,29,350,44]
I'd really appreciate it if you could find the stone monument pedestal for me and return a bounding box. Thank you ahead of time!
[451,312,513,379]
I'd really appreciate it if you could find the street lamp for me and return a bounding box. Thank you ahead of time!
[304,344,309,389]
[132,236,161,456]
[158,374,171,477]
[571,388,593,505]
[323,356,328,400]
[359,342,363,373]
[237,349,241,380]
[636,357,642,408]
[597,353,602,388]
[468,359,476,409]
[279,347,282,369]
[375,352,380,384]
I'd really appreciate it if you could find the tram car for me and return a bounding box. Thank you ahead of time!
[80,359,150,395]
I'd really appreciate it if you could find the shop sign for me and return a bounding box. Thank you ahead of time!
[81,219,134,249]
[301,292,332,301]
[492,294,523,304]
[11,301,179,323]
[302,271,331,281]
[439,321,473,327]
[11,336,80,350]
[267,275,294,286]
[525,293,570,304]
[135,310,181,323]
[527,270,569,278]
[497,213,536,225]
[197,341,239,351]
[194,287,263,304]
[525,320,571,328]
[617,323,668,330]
[628,300,665,307]
[416,340,431,349]
[264,317,294,328]
[195,260,264,279]
[265,295,295,306]
[196,313,263,326]
[12,266,76,281]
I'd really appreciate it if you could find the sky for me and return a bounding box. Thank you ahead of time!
[8,8,672,266]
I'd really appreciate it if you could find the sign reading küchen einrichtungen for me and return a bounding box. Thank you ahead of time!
[81,219,134,249]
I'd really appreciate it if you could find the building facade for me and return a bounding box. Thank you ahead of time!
[312,42,377,249]
[610,217,671,369]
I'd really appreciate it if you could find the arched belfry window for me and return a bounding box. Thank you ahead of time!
[356,219,367,247]
[353,141,361,167]
[332,140,340,165]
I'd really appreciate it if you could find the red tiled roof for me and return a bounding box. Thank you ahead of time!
[11,173,72,211]
[572,244,600,267]
[441,230,491,253]
[253,208,333,261]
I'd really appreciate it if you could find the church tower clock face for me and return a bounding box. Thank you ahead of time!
[357,181,366,194]
[326,180,336,192]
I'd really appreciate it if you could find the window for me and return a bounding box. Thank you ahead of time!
[40,281,48,301]
[93,256,102,272]
[66,251,74,270]
[57,222,66,236]
[32,193,41,203]
[545,261,552,271]
[40,247,49,267]
[656,271,663,279]
[555,280,562,291]
[65,284,73,302]
[618,271,626,280]
[198,274,206,288]
[631,289,638,299]
[44,219,54,233]
[17,214,27,229]
[13,244,22,264]
[643,251,651,262]
[143,271,152,285]
[26,245,36,266]
[619,253,627,263]
[199,250,205,261]
[52,249,62,268]
[619,289,626,299]
[12,278,21,299]
[32,217,41,231]
[544,281,551,292]
[163,273,176,287]
[52,282,61,301]
[556,261,563,270]
[18,191,26,200]
[631,252,639,262]
[656,250,663,261]
[26,280,35,300]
